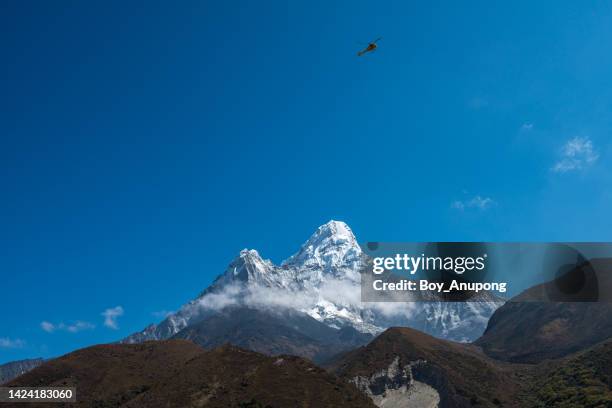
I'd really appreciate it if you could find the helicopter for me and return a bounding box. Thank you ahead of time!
[357,37,382,56]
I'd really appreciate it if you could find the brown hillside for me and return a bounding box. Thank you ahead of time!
[329,327,525,408]
[476,258,612,363]
[7,340,375,408]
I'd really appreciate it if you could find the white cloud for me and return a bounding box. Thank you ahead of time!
[552,136,599,173]
[451,201,465,210]
[102,306,124,329]
[451,195,496,211]
[40,320,95,333]
[65,321,95,333]
[196,285,242,311]
[521,123,533,131]
[0,337,25,348]
[193,279,414,322]
[41,321,55,333]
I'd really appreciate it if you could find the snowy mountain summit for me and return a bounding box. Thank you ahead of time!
[283,221,362,273]
[124,221,501,344]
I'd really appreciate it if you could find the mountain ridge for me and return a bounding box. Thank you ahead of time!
[170,307,373,364]
[476,258,612,363]
[123,220,501,346]
[0,358,44,385]
[6,340,375,408]
[328,327,523,408]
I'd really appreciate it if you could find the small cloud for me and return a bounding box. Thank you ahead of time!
[521,123,533,131]
[552,136,599,173]
[102,306,124,330]
[451,196,496,211]
[451,200,465,211]
[0,337,25,349]
[40,320,95,334]
[40,321,55,333]
[64,321,95,333]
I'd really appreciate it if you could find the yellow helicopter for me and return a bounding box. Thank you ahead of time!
[357,37,382,56]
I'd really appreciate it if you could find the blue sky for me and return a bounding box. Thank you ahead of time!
[2,1,612,363]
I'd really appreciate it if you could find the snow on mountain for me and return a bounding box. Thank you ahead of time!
[283,221,362,277]
[123,220,502,344]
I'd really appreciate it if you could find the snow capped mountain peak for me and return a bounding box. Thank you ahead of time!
[312,220,356,243]
[123,220,502,345]
[282,220,362,273]
[238,248,265,263]
[210,248,277,287]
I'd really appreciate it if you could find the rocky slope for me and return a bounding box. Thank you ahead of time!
[171,307,372,363]
[0,358,44,384]
[328,327,523,408]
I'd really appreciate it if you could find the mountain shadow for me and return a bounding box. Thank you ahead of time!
[171,307,372,364]
[476,258,612,363]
